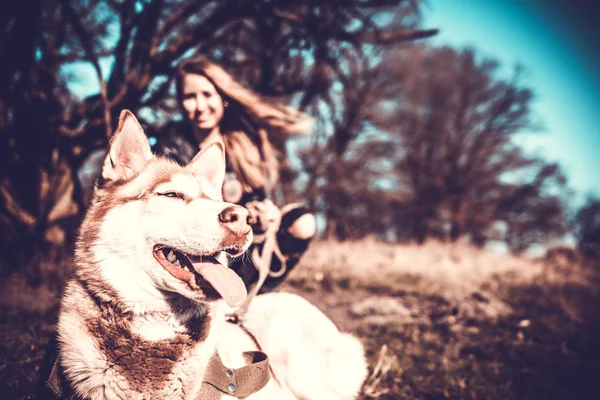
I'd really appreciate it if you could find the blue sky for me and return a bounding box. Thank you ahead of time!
[421,0,600,201]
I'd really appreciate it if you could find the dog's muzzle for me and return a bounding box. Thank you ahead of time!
[153,246,247,308]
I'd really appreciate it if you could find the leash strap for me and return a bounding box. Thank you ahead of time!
[233,202,287,319]
[198,351,270,400]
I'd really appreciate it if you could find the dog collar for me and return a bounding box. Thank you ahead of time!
[199,351,270,399]
[46,350,270,399]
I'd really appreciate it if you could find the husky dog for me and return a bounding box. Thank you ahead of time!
[55,110,367,400]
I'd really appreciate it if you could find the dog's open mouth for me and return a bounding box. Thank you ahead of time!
[153,245,247,308]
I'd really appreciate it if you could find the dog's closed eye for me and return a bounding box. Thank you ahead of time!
[158,191,185,200]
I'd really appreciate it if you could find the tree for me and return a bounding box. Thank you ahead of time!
[574,197,600,260]
[0,0,78,250]
[359,46,569,250]
[2,0,567,255]
[497,163,570,253]
[295,46,406,239]
[0,0,437,257]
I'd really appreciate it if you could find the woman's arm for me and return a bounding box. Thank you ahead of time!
[244,198,281,238]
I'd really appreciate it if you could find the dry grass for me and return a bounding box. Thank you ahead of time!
[290,239,545,318]
[284,239,600,400]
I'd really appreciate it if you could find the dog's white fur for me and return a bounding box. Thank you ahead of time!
[57,110,367,400]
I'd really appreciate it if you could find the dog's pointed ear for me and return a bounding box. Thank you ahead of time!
[187,141,226,191]
[102,110,153,183]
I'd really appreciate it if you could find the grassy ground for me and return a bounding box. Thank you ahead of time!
[1,240,599,399]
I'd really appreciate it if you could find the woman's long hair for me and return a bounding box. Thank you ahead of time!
[175,58,313,193]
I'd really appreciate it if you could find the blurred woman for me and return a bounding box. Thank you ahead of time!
[153,58,316,293]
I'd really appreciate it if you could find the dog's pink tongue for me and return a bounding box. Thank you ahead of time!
[193,262,247,308]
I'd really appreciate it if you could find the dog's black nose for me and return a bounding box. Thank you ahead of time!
[219,206,252,235]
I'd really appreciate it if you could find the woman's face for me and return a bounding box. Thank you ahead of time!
[181,73,225,131]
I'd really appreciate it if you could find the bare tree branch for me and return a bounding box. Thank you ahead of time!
[155,0,210,42]
[60,0,112,139]
[153,4,241,67]
[347,28,439,44]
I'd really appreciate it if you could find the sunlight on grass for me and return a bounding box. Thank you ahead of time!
[292,239,544,305]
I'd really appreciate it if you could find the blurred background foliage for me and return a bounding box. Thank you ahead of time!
[1,0,598,274]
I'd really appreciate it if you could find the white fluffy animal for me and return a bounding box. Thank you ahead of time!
[55,110,367,400]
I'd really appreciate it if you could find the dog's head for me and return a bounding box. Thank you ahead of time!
[78,110,252,309]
